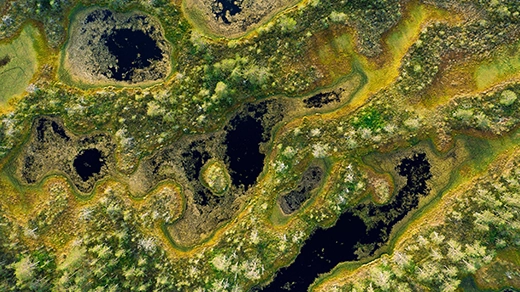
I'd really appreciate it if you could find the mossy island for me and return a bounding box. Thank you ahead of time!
[200,159,231,196]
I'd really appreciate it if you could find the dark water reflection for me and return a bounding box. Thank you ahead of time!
[73,149,104,181]
[213,0,242,24]
[104,28,162,81]
[225,114,265,190]
[261,153,432,291]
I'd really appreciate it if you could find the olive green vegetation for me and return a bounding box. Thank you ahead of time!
[385,1,451,57]
[0,25,38,104]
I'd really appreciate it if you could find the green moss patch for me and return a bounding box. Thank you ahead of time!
[0,25,38,104]
[475,40,520,90]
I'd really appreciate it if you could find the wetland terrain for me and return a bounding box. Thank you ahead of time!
[0,0,519,291]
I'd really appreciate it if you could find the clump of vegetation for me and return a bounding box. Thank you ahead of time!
[201,159,231,195]
[28,180,70,234]
[443,83,520,135]
[141,183,183,227]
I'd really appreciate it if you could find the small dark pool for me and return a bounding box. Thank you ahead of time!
[73,149,104,181]
[103,28,162,81]
[36,118,46,142]
[35,118,69,142]
[0,55,10,68]
[303,92,340,108]
[51,121,70,141]
[213,0,242,24]
[260,153,432,291]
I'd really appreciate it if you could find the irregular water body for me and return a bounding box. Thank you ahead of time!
[303,92,340,108]
[103,28,162,81]
[181,146,212,205]
[213,0,242,24]
[224,114,265,189]
[51,121,70,141]
[84,8,113,24]
[261,153,432,291]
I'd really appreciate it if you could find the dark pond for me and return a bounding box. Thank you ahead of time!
[0,55,10,68]
[36,118,69,142]
[213,0,242,24]
[260,153,432,291]
[103,28,162,81]
[224,114,265,189]
[51,121,70,141]
[73,149,104,181]
[36,118,47,142]
[303,92,340,108]
[181,146,210,182]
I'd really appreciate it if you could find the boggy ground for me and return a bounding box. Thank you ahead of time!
[120,99,286,248]
[1,0,520,290]
[278,165,324,214]
[63,7,171,85]
[183,0,299,38]
[10,98,287,249]
[15,117,115,193]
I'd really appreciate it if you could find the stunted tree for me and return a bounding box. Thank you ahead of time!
[500,90,517,106]
[12,256,36,289]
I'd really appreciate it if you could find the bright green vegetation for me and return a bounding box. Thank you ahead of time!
[386,2,452,58]
[475,39,520,90]
[352,107,385,131]
[0,25,38,104]
[0,0,520,291]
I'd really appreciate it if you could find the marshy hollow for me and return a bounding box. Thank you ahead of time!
[278,165,324,214]
[64,8,171,84]
[16,117,115,193]
[0,55,10,68]
[262,152,433,291]
[185,0,297,37]
[138,100,285,248]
